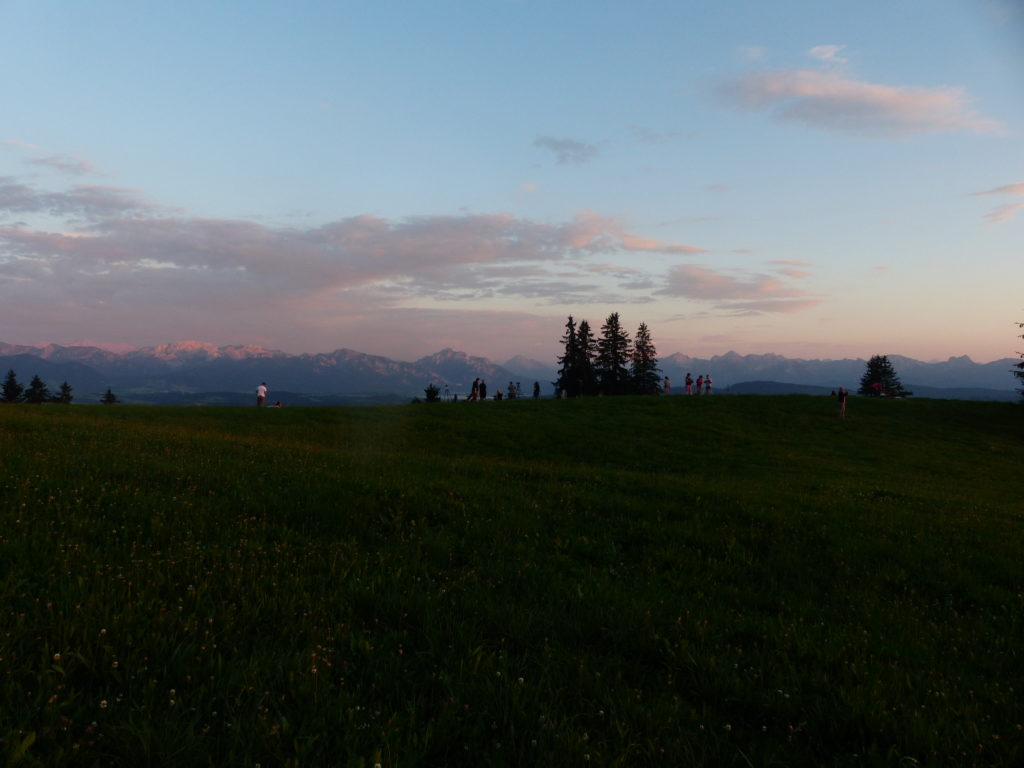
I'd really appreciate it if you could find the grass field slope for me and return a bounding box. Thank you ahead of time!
[1,396,1021,767]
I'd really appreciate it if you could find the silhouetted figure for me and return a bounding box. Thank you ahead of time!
[256,382,268,407]
[533,381,540,399]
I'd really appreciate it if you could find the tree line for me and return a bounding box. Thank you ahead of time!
[554,312,661,397]
[1,369,119,404]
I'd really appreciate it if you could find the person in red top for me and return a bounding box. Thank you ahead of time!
[695,375,703,395]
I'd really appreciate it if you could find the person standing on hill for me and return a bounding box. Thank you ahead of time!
[695,375,703,395]
[663,376,671,394]
[685,373,693,394]
[704,375,712,395]
[533,381,540,399]
[256,381,268,407]
[837,386,848,419]
[479,379,488,400]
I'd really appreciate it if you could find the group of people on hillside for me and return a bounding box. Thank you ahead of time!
[465,378,541,401]
[682,373,712,395]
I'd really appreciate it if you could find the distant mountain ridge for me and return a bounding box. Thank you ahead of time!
[0,341,1017,403]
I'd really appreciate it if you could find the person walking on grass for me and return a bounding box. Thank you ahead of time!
[685,373,693,395]
[704,375,712,395]
[256,381,268,407]
[837,386,848,419]
[695,375,703,395]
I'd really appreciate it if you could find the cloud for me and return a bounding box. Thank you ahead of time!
[0,175,723,354]
[719,298,823,315]
[971,182,1024,223]
[657,263,818,314]
[767,259,813,278]
[533,135,599,165]
[0,178,709,312]
[984,201,1024,224]
[972,182,1024,197]
[717,69,1005,137]
[0,177,153,218]
[808,45,847,64]
[31,154,101,176]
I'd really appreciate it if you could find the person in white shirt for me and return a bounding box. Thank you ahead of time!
[256,382,268,407]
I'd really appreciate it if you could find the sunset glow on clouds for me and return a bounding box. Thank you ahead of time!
[1,0,1021,363]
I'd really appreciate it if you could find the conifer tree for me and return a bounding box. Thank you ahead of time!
[1,369,23,403]
[630,322,661,394]
[595,312,632,395]
[23,374,51,404]
[555,315,580,397]
[53,381,74,404]
[858,355,909,397]
[101,388,118,405]
[576,319,598,396]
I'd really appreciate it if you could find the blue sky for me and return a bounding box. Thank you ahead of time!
[1,0,1022,363]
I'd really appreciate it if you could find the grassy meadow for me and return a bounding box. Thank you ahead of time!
[1,395,1021,767]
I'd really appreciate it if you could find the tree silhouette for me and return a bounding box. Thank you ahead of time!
[23,374,51,404]
[576,320,598,396]
[53,380,74,404]
[1,369,23,403]
[101,388,119,405]
[595,312,632,395]
[630,322,661,395]
[858,355,909,397]
[555,316,597,397]
[423,383,442,402]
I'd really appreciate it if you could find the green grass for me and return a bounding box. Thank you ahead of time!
[1,395,1021,767]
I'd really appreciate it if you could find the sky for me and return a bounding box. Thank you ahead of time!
[1,0,1022,364]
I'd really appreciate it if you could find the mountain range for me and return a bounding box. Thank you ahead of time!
[0,341,1018,403]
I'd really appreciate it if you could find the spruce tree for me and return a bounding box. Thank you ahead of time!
[53,381,74,404]
[858,354,909,397]
[575,319,598,396]
[101,388,118,405]
[555,316,580,397]
[630,322,661,395]
[23,374,51,404]
[595,312,632,395]
[1,369,23,403]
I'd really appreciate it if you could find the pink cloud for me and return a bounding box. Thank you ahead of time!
[984,201,1024,224]
[658,264,818,315]
[718,69,1004,137]
[971,182,1024,197]
[775,267,812,279]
